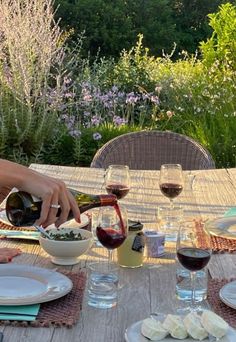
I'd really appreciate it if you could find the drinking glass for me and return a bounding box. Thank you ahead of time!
[176,225,212,311]
[159,164,184,209]
[96,206,128,264]
[105,165,131,200]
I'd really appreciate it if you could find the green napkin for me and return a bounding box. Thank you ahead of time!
[0,304,40,321]
[224,207,236,217]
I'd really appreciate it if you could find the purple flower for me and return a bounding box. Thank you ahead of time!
[69,129,81,138]
[150,95,159,105]
[93,132,102,140]
[126,92,140,104]
[91,115,101,126]
[113,115,128,126]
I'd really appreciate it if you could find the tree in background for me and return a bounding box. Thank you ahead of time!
[54,0,232,58]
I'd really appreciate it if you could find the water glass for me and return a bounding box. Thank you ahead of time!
[157,205,183,241]
[176,261,208,303]
[87,262,119,309]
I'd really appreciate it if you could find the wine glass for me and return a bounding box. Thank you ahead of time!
[176,225,212,312]
[96,206,128,265]
[159,164,184,209]
[105,165,131,200]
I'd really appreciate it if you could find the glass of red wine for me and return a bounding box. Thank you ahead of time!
[159,164,184,209]
[105,165,131,200]
[176,225,212,311]
[96,205,128,265]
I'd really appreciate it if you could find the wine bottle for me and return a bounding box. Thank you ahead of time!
[5,189,117,227]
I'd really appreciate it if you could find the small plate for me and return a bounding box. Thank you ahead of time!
[0,264,72,305]
[125,317,236,342]
[204,216,236,240]
[220,280,236,310]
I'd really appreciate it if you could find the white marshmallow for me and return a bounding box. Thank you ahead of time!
[163,314,188,339]
[141,318,168,341]
[183,312,208,340]
[201,310,229,339]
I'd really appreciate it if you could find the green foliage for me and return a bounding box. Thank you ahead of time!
[0,1,236,169]
[55,0,230,59]
[200,3,236,68]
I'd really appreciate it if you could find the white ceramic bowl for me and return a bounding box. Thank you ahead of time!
[39,221,93,265]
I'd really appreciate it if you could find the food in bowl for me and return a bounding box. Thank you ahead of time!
[39,227,93,265]
[45,229,87,241]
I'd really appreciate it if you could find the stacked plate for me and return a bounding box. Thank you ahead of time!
[0,264,72,305]
[219,280,236,310]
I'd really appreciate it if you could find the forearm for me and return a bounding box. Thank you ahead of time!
[0,159,32,189]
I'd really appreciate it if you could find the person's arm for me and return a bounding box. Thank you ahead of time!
[0,159,81,227]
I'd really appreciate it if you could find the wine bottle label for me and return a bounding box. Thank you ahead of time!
[132,232,145,253]
[31,195,41,202]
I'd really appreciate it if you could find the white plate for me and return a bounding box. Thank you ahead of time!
[0,209,89,231]
[0,229,40,240]
[0,264,72,305]
[220,280,236,310]
[204,216,236,240]
[125,319,236,342]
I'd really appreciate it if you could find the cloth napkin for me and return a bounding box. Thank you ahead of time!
[0,304,40,321]
[224,208,236,217]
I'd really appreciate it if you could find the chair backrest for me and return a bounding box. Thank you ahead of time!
[90,131,215,170]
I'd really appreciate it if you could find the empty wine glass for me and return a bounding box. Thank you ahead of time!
[105,165,131,200]
[96,205,128,265]
[159,164,184,209]
[176,225,212,312]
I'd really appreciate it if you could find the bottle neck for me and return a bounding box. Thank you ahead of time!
[99,194,117,206]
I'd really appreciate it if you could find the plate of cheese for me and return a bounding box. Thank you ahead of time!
[125,311,235,341]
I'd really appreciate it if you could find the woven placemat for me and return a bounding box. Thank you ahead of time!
[208,278,236,328]
[0,270,87,328]
[195,219,236,253]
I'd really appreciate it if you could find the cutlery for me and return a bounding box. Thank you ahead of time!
[33,225,52,239]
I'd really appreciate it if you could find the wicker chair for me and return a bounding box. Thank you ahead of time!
[90,131,215,170]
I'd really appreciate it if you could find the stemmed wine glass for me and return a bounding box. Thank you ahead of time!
[159,164,184,209]
[176,225,212,311]
[105,165,131,200]
[96,206,128,265]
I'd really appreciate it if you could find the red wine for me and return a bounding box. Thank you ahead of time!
[106,184,130,200]
[177,247,211,271]
[160,183,183,199]
[96,227,126,249]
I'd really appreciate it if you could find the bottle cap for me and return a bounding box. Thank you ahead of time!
[128,220,143,231]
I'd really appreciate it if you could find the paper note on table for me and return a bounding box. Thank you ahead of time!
[224,208,236,217]
[0,304,40,321]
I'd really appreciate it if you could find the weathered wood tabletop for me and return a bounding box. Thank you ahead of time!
[1,164,236,341]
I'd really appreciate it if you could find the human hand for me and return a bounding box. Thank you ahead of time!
[0,159,80,228]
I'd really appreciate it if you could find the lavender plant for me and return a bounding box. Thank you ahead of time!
[0,0,70,163]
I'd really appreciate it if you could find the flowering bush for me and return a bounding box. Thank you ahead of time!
[0,1,235,167]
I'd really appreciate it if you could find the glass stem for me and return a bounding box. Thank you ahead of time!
[108,249,113,268]
[190,271,196,311]
[170,199,174,209]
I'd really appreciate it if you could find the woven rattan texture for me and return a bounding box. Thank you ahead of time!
[195,220,236,253]
[91,131,216,170]
[0,270,87,328]
[208,278,236,328]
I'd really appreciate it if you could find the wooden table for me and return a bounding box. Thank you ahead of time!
[1,165,236,341]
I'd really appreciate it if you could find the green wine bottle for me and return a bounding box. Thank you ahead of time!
[5,189,117,227]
